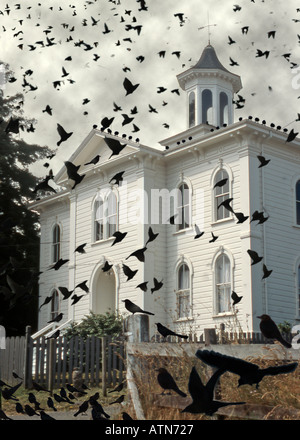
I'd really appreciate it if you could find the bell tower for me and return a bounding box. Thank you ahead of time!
[177,44,242,129]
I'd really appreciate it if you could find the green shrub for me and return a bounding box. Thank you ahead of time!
[63,311,124,340]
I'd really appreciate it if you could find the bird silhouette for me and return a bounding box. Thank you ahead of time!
[108,381,125,393]
[286,129,299,143]
[247,249,263,265]
[122,299,154,315]
[231,290,243,306]
[182,366,245,416]
[257,155,271,168]
[102,261,113,272]
[156,368,186,397]
[84,155,100,166]
[151,277,163,294]
[213,177,228,189]
[233,212,249,224]
[218,198,234,213]
[209,232,218,243]
[136,281,148,292]
[109,171,125,186]
[258,314,291,348]
[74,400,89,416]
[194,224,204,239]
[262,264,273,279]
[56,123,73,146]
[155,322,188,340]
[145,226,159,245]
[123,77,140,96]
[126,247,147,262]
[196,349,297,388]
[75,280,89,293]
[74,243,87,254]
[111,231,127,246]
[104,136,127,159]
[109,395,125,405]
[122,264,138,281]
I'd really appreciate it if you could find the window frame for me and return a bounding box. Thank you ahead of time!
[176,182,191,232]
[211,165,233,224]
[212,248,235,317]
[50,289,60,322]
[174,259,193,321]
[51,224,61,263]
[93,189,119,243]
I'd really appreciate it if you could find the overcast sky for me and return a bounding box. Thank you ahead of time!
[1,0,300,177]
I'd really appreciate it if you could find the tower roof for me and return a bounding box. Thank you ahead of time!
[177,44,242,94]
[192,44,231,73]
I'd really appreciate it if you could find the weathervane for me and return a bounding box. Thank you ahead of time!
[198,12,217,45]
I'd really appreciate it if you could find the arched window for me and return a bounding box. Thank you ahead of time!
[296,180,300,225]
[50,289,60,321]
[215,254,231,313]
[202,89,213,125]
[93,190,118,241]
[220,92,229,126]
[177,183,190,231]
[107,191,118,237]
[52,224,61,263]
[214,169,230,221]
[176,263,191,319]
[94,197,104,241]
[189,91,195,128]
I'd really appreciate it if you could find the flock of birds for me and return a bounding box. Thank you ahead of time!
[1,0,300,422]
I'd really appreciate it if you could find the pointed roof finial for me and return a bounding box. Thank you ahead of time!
[198,12,217,45]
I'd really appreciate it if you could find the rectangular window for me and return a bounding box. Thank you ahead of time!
[216,254,231,313]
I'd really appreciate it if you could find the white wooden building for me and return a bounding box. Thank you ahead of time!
[30,44,300,338]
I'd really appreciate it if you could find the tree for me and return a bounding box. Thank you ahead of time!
[63,312,124,340]
[0,62,52,336]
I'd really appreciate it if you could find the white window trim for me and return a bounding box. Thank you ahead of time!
[211,247,235,317]
[291,174,300,228]
[50,222,62,264]
[174,256,194,321]
[172,177,193,233]
[49,288,60,322]
[92,189,119,243]
[210,163,234,225]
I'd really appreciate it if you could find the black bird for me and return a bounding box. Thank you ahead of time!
[209,232,218,243]
[122,299,154,315]
[286,128,299,143]
[56,123,73,146]
[74,400,89,417]
[126,247,147,262]
[58,286,74,300]
[145,226,159,245]
[15,402,25,414]
[47,397,57,411]
[247,249,263,265]
[258,314,291,348]
[256,49,270,59]
[182,366,245,416]
[24,404,39,417]
[229,57,239,66]
[33,175,56,194]
[213,177,228,189]
[108,381,125,393]
[155,323,188,340]
[123,77,140,96]
[0,409,12,420]
[122,412,133,420]
[32,381,51,393]
[12,371,23,380]
[104,136,127,159]
[74,243,87,254]
[257,155,271,168]
[196,349,297,388]
[90,399,110,419]
[218,198,234,213]
[233,212,249,224]
[2,381,22,401]
[262,264,273,280]
[250,210,265,223]
[75,280,89,293]
[40,411,56,420]
[102,261,113,272]
[84,155,100,166]
[109,395,125,405]
[151,277,163,294]
[156,368,186,397]
[111,231,127,246]
[231,290,243,306]
[109,171,125,186]
[48,258,69,271]
[101,116,114,130]
[122,264,138,281]
[122,113,134,126]
[194,224,204,239]
[70,294,85,306]
[228,36,236,45]
[42,104,52,115]
[168,213,178,225]
[136,281,148,292]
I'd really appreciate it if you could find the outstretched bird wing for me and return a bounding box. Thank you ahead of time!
[196,350,259,376]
